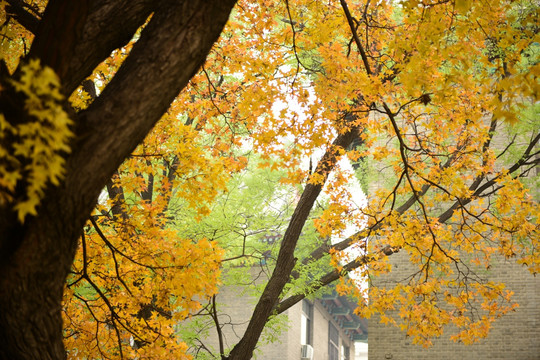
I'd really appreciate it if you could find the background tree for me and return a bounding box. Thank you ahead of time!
[180,1,538,358]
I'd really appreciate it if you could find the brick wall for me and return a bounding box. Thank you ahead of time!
[365,111,540,359]
[182,268,356,360]
[368,251,540,360]
[191,282,292,359]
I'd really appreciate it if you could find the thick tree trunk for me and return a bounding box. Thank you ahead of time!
[0,0,237,358]
[0,197,80,360]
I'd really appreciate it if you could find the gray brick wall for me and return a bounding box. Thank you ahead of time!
[368,251,540,360]
[365,112,540,359]
[194,282,292,359]
[182,268,356,360]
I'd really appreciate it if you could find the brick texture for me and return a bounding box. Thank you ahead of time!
[368,251,540,360]
[182,268,356,359]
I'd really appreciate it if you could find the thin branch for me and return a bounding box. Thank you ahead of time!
[210,295,226,358]
[89,219,134,296]
[340,0,373,75]
[89,216,161,271]
[438,131,540,223]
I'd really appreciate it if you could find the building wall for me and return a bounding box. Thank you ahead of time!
[312,301,329,359]
[286,301,301,360]
[365,112,540,359]
[368,251,540,360]
[183,272,357,360]
[311,301,356,360]
[194,282,292,359]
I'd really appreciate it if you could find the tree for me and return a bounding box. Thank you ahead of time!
[1,0,538,360]
[0,0,237,358]
[210,1,538,358]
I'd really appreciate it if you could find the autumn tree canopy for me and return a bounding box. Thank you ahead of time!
[0,0,237,359]
[0,0,538,359]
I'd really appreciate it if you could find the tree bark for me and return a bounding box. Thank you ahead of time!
[0,0,237,358]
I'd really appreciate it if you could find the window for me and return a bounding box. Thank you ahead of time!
[341,345,350,360]
[328,322,339,360]
[301,300,313,345]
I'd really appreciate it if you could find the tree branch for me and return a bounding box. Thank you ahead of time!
[340,0,373,75]
[28,0,155,96]
[228,127,358,359]
[65,0,237,234]
[5,0,41,34]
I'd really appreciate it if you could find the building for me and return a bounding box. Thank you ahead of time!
[368,251,540,360]
[185,277,368,360]
[362,99,540,359]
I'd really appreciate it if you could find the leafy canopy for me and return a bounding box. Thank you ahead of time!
[1,0,538,358]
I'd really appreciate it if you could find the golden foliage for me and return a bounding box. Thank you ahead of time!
[0,59,72,221]
[2,0,538,356]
